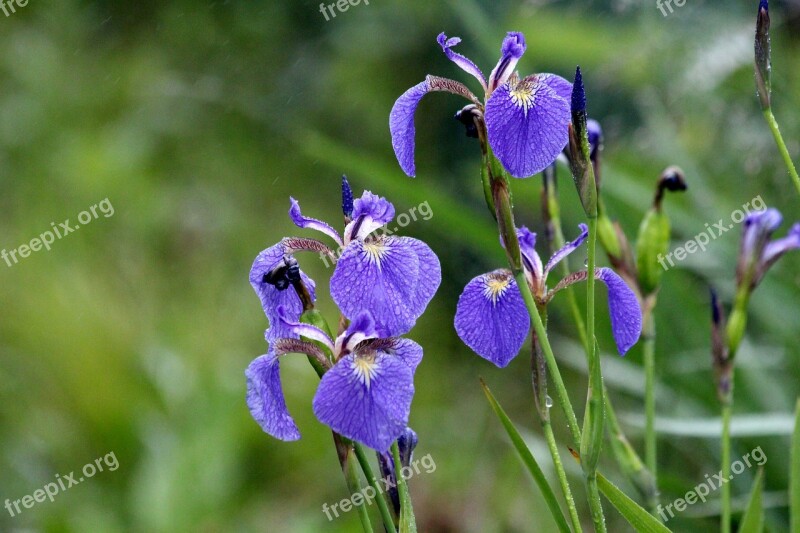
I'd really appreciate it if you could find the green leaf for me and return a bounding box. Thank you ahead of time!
[392,441,417,533]
[596,471,672,533]
[738,468,764,533]
[791,398,800,533]
[480,379,572,533]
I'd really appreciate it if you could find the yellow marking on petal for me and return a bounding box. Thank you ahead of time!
[363,241,389,264]
[353,356,379,389]
[509,80,536,114]
[483,274,512,305]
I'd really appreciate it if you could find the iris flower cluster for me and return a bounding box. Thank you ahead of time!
[245,178,441,452]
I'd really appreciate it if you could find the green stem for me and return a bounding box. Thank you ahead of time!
[721,399,733,533]
[542,419,584,533]
[354,443,398,532]
[763,108,800,198]
[343,446,374,533]
[581,216,607,533]
[643,306,658,517]
[586,474,606,533]
[514,269,581,448]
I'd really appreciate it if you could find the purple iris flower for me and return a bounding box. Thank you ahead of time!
[736,207,800,289]
[390,31,572,178]
[246,309,423,452]
[455,225,642,367]
[325,190,442,336]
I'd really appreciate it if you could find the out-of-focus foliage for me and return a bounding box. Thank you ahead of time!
[1,0,798,531]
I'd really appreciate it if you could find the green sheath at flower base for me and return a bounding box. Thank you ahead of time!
[598,212,622,261]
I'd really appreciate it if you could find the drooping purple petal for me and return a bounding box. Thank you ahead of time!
[249,244,315,338]
[345,191,396,242]
[331,237,418,335]
[289,198,343,246]
[596,268,642,355]
[545,223,589,276]
[485,75,571,178]
[517,226,543,284]
[373,337,424,374]
[437,33,487,90]
[331,236,439,336]
[275,305,335,353]
[757,222,800,284]
[390,80,430,178]
[737,208,783,284]
[454,269,530,367]
[399,237,442,323]
[488,31,526,94]
[246,351,300,441]
[313,351,414,452]
[537,73,573,103]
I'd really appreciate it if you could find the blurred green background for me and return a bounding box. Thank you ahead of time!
[1,0,799,531]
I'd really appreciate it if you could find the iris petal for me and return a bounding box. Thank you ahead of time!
[454,270,530,367]
[596,268,642,355]
[390,80,431,177]
[345,191,396,241]
[488,31,526,93]
[485,75,571,178]
[331,236,439,336]
[313,351,414,452]
[289,198,343,246]
[249,243,315,338]
[545,223,589,276]
[436,33,487,90]
[245,351,300,441]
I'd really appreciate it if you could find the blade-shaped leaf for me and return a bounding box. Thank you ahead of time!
[392,441,417,533]
[791,398,800,533]
[480,379,572,533]
[596,471,672,533]
[738,468,764,533]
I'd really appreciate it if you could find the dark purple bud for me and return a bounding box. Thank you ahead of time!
[653,166,687,210]
[755,0,771,110]
[454,104,482,139]
[571,66,586,114]
[341,175,354,218]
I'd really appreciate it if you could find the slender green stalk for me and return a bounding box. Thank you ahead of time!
[642,306,658,517]
[514,269,581,447]
[533,324,583,533]
[542,418,583,533]
[581,216,607,533]
[763,108,800,198]
[343,446,374,533]
[353,443,398,532]
[721,401,733,533]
